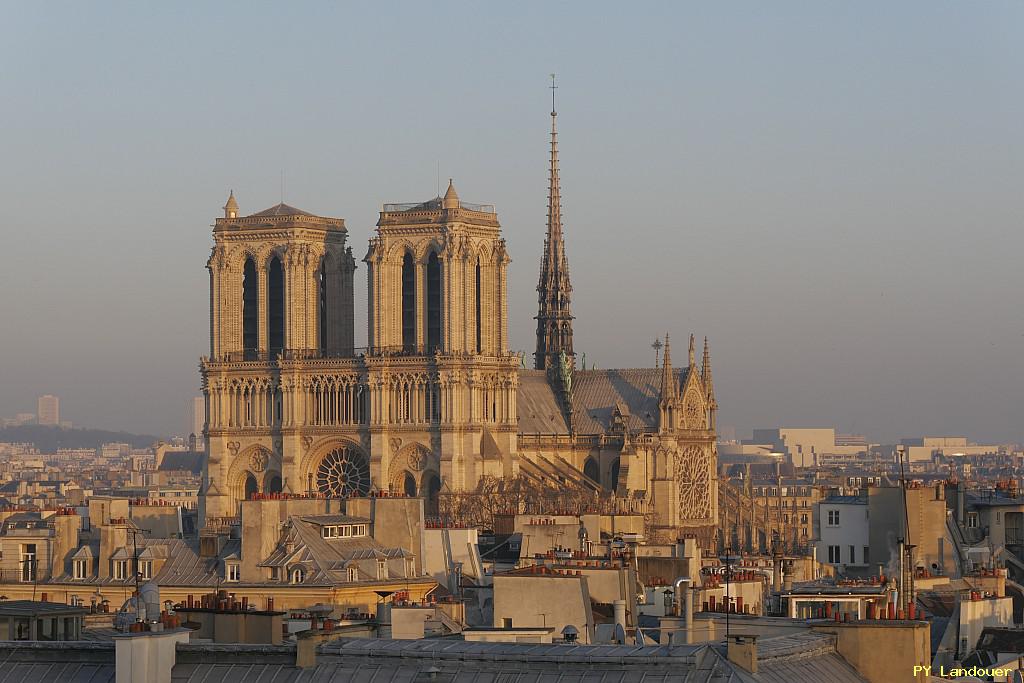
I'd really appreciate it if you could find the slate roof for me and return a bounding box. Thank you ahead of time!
[249,203,314,217]
[258,516,414,585]
[158,450,203,473]
[517,368,688,436]
[976,627,1024,653]
[516,370,569,434]
[168,635,866,683]
[0,661,113,683]
[52,538,226,587]
[571,368,683,434]
[0,642,114,683]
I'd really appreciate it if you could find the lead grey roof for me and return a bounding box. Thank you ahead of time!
[0,661,113,683]
[516,370,569,434]
[571,368,681,434]
[517,368,690,436]
[249,203,314,217]
[170,634,866,682]
[158,451,203,473]
[52,538,224,587]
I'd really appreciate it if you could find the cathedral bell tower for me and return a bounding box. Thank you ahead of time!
[365,180,510,355]
[363,182,518,492]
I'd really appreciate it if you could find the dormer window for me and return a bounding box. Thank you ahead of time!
[321,524,354,538]
[139,560,153,580]
[226,562,240,582]
[113,560,129,580]
[347,566,358,582]
[353,524,367,537]
[291,567,306,584]
[73,559,88,580]
[376,560,387,580]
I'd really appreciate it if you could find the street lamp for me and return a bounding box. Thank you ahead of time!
[719,547,739,638]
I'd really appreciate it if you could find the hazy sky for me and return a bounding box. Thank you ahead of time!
[1,2,1021,443]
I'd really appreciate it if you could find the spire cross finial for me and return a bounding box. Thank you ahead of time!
[550,73,557,116]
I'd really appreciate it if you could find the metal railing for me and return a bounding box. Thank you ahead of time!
[207,345,523,364]
[382,201,495,214]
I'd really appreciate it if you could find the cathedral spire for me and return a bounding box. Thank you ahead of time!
[660,333,677,400]
[702,336,715,397]
[688,334,696,369]
[535,74,575,371]
[701,336,711,381]
[223,190,239,219]
[702,336,718,431]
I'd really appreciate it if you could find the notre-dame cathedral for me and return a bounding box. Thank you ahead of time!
[199,102,719,546]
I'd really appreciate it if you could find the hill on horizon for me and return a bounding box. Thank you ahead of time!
[0,425,162,451]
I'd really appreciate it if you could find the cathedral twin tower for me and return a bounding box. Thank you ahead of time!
[200,99,719,546]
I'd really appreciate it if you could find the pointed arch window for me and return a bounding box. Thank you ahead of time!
[268,256,285,353]
[475,259,482,353]
[242,258,258,355]
[319,254,330,351]
[426,251,442,352]
[401,252,416,351]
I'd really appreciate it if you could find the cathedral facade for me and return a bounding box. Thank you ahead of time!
[199,105,718,545]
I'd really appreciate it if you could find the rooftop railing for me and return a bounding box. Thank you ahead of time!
[382,201,495,214]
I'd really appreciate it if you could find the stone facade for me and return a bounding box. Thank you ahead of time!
[199,110,718,545]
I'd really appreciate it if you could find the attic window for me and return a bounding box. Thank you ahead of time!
[73,559,88,580]
[322,525,354,538]
[291,567,306,584]
[352,524,367,537]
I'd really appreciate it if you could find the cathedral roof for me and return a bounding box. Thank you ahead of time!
[572,368,685,434]
[516,370,570,434]
[516,367,690,436]
[248,202,315,217]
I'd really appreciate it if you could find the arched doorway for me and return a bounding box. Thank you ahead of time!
[403,472,417,497]
[422,471,441,516]
[314,444,371,497]
[243,473,259,500]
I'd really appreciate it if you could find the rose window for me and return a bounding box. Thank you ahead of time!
[674,445,711,520]
[316,446,371,497]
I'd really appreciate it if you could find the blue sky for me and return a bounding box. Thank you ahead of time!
[1,2,1021,441]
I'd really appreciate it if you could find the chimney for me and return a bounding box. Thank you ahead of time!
[295,632,318,669]
[727,633,758,674]
[114,629,190,683]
